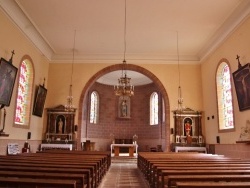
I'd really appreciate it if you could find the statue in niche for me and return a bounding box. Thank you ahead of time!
[56,115,65,134]
[121,100,128,117]
[118,96,130,118]
[184,118,192,136]
[57,118,63,133]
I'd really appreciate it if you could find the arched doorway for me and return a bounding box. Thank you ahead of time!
[77,64,171,151]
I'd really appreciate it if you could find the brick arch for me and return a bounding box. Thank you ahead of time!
[77,64,171,151]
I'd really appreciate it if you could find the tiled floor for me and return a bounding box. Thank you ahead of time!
[98,156,150,188]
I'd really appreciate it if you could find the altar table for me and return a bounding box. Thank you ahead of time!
[40,144,73,151]
[111,144,138,157]
[175,146,207,153]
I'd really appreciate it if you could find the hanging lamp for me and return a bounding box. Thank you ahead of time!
[114,0,134,97]
[65,30,76,111]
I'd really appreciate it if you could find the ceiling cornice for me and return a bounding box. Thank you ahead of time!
[0,0,54,60]
[198,0,250,62]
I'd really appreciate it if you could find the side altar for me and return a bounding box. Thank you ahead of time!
[41,105,77,150]
[171,108,206,152]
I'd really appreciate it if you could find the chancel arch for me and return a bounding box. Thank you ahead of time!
[77,64,171,151]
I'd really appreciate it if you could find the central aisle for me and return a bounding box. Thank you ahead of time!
[98,157,150,188]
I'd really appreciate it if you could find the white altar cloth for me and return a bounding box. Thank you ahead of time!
[40,144,73,151]
[175,146,207,153]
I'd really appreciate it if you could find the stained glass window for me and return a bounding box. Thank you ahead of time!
[14,58,34,127]
[216,62,234,131]
[90,91,99,124]
[150,92,158,125]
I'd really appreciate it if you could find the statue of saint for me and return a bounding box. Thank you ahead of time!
[57,118,64,133]
[121,100,127,117]
[184,120,192,136]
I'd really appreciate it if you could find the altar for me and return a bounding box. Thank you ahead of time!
[175,146,207,153]
[111,144,138,157]
[40,143,73,151]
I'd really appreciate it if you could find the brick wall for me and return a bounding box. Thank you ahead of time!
[87,82,165,139]
[80,82,166,151]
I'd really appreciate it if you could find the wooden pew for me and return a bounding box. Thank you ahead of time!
[0,157,98,187]
[176,181,250,188]
[0,177,77,188]
[138,152,234,178]
[167,174,250,188]
[151,162,250,187]
[0,150,110,188]
[22,151,109,181]
[0,152,108,187]
[0,161,91,188]
[161,169,250,188]
[138,152,239,186]
[0,161,92,188]
[37,150,111,169]
[137,152,250,188]
[0,171,86,188]
[149,160,250,184]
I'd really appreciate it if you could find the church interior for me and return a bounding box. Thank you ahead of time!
[1,0,250,187]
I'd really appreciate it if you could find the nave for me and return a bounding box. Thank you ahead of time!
[2,150,250,187]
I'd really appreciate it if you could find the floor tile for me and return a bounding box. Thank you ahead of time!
[98,157,149,188]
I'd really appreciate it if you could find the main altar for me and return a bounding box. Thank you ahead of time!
[111,144,138,157]
[110,138,138,157]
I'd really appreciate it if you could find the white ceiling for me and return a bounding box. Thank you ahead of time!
[1,0,250,85]
[97,70,153,86]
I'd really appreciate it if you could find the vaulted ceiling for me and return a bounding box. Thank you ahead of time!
[1,0,249,63]
[1,0,250,85]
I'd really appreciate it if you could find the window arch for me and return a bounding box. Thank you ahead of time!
[14,56,34,128]
[89,91,99,124]
[216,60,234,132]
[150,92,158,125]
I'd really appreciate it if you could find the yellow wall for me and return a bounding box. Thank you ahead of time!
[201,16,250,144]
[3,6,250,147]
[47,62,203,137]
[0,9,49,141]
[0,6,213,145]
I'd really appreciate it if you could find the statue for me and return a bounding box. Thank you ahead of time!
[121,100,127,117]
[57,118,64,134]
[184,119,192,136]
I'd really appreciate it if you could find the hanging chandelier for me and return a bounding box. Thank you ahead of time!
[114,60,134,96]
[176,31,184,111]
[65,30,76,111]
[114,0,134,97]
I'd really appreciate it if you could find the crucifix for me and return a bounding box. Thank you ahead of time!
[43,78,46,87]
[236,54,242,69]
[9,50,15,64]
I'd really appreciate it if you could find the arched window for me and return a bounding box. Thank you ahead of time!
[14,56,34,128]
[89,91,99,124]
[216,60,234,132]
[150,92,158,125]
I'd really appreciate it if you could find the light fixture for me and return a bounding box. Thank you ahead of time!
[65,30,76,111]
[176,31,184,111]
[114,0,134,97]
